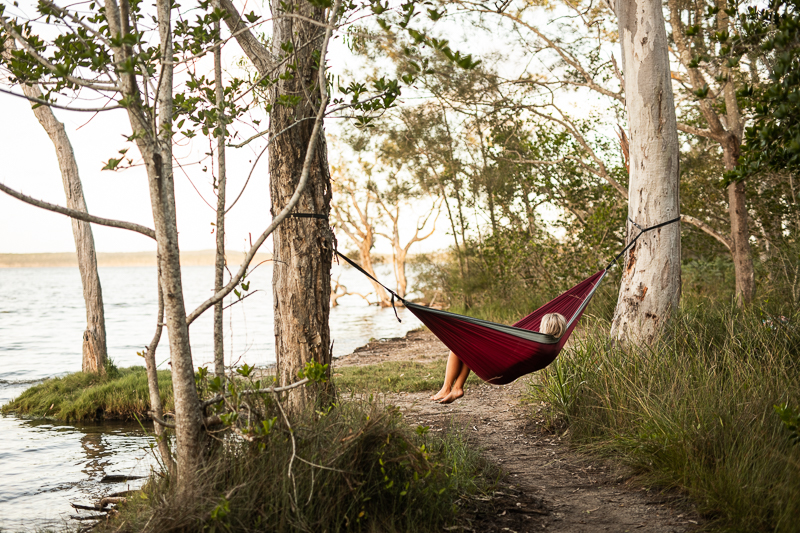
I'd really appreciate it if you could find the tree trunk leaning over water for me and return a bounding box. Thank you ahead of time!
[610,0,682,345]
[19,81,108,374]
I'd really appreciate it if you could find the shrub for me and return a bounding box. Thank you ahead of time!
[112,395,495,532]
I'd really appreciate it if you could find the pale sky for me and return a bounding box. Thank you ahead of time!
[0,14,453,256]
[0,1,608,256]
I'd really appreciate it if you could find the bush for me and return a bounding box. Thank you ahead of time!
[529,305,800,532]
[112,395,495,533]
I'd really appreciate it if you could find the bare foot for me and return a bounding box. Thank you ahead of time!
[430,388,449,401]
[438,388,464,404]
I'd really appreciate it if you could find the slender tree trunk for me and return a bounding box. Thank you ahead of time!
[610,0,681,344]
[394,246,408,299]
[355,229,391,306]
[439,183,465,279]
[111,0,205,493]
[717,0,755,305]
[454,187,472,307]
[213,9,227,379]
[270,0,334,411]
[144,258,175,476]
[18,82,108,374]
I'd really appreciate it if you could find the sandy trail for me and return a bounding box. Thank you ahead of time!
[335,330,701,533]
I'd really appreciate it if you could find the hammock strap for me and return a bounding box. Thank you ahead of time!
[334,250,402,323]
[288,212,402,321]
[605,216,681,271]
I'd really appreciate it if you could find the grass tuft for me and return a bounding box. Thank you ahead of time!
[1,367,173,421]
[529,305,800,532]
[2,359,474,421]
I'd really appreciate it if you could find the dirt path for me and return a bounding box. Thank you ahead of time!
[335,330,701,533]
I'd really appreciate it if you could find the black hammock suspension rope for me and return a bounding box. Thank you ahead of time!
[290,211,681,321]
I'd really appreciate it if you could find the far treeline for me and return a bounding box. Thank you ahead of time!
[0,0,798,531]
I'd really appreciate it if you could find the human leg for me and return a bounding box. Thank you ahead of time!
[439,360,471,404]
[430,351,462,401]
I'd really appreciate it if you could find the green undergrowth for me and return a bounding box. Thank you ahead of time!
[334,360,480,393]
[111,396,497,533]
[1,366,173,421]
[529,304,800,532]
[3,359,477,421]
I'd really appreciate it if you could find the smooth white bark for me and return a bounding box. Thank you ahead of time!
[610,0,682,344]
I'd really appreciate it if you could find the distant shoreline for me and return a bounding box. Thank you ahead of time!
[0,250,273,268]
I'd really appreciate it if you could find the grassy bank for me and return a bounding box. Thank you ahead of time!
[1,366,173,421]
[530,306,800,532]
[335,360,480,394]
[112,396,497,532]
[2,359,473,421]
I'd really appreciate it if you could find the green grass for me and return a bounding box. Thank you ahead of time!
[529,305,800,532]
[111,396,497,533]
[334,360,481,393]
[1,366,173,421]
[2,359,480,422]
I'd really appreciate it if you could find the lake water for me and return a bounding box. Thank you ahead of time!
[0,263,418,531]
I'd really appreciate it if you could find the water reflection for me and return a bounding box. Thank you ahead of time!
[0,416,157,531]
[0,263,421,530]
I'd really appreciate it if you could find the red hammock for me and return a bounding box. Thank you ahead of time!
[332,215,678,385]
[403,271,607,384]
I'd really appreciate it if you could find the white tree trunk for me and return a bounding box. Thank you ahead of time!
[19,83,108,373]
[610,0,681,344]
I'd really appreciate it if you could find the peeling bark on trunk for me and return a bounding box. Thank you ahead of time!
[270,0,334,412]
[610,0,681,344]
[19,83,108,374]
[728,179,754,304]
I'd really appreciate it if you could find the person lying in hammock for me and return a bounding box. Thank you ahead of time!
[429,312,568,404]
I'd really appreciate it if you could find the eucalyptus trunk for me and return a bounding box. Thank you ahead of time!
[610,0,682,344]
[20,83,108,374]
[269,0,334,411]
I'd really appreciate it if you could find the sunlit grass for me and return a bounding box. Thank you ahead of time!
[529,305,800,532]
[1,366,173,421]
[333,360,480,394]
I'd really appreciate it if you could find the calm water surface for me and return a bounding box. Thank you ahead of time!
[0,264,417,531]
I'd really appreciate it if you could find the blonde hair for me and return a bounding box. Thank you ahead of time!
[540,313,567,339]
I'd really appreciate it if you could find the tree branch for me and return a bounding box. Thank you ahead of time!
[201,377,310,408]
[0,182,156,239]
[677,122,725,142]
[186,0,341,326]
[681,214,732,251]
[0,87,121,112]
[219,0,276,73]
[0,17,121,93]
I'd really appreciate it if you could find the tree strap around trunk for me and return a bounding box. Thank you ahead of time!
[605,216,681,271]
